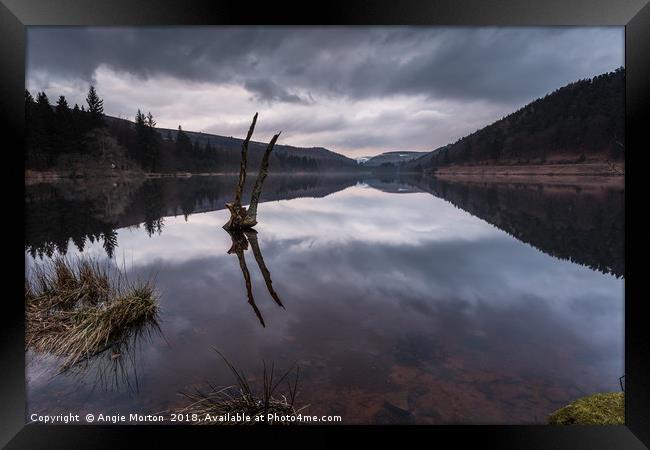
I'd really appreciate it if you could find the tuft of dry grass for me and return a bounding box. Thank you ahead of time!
[25,256,159,370]
[174,350,305,425]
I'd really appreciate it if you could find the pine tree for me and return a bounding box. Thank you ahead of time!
[70,103,85,149]
[146,111,156,128]
[85,85,104,128]
[132,110,160,171]
[54,95,74,155]
[175,125,193,170]
[144,111,160,171]
[34,92,56,164]
[135,109,145,128]
[55,95,68,111]
[134,109,146,166]
[25,90,36,163]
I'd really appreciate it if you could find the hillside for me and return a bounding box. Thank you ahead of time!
[158,126,353,165]
[103,115,359,174]
[405,68,625,172]
[361,151,429,168]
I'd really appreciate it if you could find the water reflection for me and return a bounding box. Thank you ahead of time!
[63,329,152,395]
[26,309,160,397]
[25,175,358,259]
[406,176,624,277]
[226,229,285,327]
[25,174,624,423]
[25,174,623,279]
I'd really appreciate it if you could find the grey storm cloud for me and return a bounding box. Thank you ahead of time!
[243,78,310,104]
[27,26,623,104]
[26,26,623,156]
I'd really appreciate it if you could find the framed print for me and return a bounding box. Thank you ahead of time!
[1,0,649,448]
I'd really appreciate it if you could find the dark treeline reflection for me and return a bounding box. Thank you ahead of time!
[26,174,623,279]
[25,175,358,259]
[402,175,624,278]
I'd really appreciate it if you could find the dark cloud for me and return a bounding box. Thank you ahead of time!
[243,78,310,104]
[26,27,623,156]
[27,26,623,105]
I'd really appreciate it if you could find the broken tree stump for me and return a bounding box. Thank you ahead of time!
[223,113,281,231]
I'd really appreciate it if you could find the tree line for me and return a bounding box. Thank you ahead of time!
[25,86,356,175]
[25,85,216,173]
[25,86,105,169]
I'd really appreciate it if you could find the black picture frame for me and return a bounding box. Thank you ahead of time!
[2,0,648,448]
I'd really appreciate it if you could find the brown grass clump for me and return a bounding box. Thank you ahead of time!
[175,350,305,425]
[26,256,159,369]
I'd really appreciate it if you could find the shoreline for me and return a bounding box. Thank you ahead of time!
[431,162,624,176]
[429,162,624,187]
[24,170,367,185]
[25,162,625,186]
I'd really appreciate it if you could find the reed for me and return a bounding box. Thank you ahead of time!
[176,350,304,425]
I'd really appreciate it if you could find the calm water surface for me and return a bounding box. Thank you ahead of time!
[25,175,624,424]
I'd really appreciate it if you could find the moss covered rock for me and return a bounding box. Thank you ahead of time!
[548,392,624,425]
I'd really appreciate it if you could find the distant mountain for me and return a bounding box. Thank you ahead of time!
[361,151,429,167]
[405,68,625,172]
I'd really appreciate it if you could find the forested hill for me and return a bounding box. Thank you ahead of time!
[153,123,357,171]
[405,68,625,171]
[25,87,359,175]
[103,115,359,173]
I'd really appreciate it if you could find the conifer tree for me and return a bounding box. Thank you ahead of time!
[134,109,147,165]
[54,95,74,154]
[175,125,193,170]
[144,111,160,171]
[85,85,104,128]
[146,111,156,128]
[25,90,36,161]
[34,92,55,163]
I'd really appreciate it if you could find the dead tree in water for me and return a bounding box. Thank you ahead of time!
[223,113,281,230]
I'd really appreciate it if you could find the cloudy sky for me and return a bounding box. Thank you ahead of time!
[26,27,623,158]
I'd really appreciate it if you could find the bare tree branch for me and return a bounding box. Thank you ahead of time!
[243,132,281,227]
[244,230,284,309]
[233,112,258,208]
[227,230,265,327]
